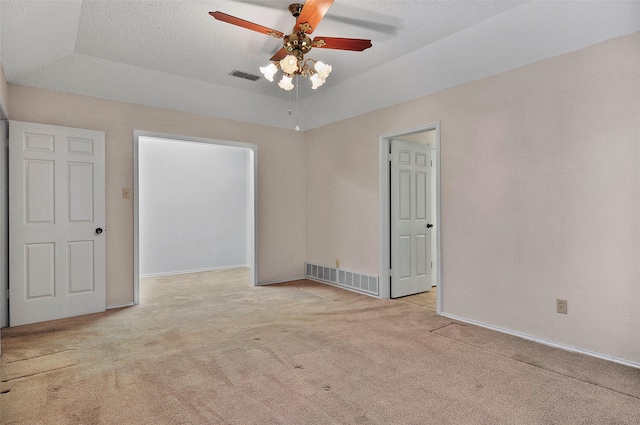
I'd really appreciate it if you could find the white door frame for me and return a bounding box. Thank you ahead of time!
[0,119,7,332]
[133,131,258,305]
[378,123,442,312]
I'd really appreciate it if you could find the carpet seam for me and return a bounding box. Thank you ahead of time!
[428,322,458,333]
[1,363,79,383]
[401,300,437,309]
[5,349,76,364]
[429,330,640,402]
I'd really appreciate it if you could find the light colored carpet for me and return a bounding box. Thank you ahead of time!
[1,268,639,424]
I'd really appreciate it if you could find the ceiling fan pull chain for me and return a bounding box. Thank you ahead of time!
[295,75,301,132]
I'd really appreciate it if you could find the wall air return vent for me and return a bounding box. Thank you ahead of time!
[229,70,260,81]
[305,262,379,297]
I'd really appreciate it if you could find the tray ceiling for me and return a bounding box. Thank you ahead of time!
[2,1,639,129]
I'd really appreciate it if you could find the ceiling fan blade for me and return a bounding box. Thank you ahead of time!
[295,0,334,34]
[270,48,288,62]
[233,0,397,34]
[311,36,372,51]
[209,11,284,39]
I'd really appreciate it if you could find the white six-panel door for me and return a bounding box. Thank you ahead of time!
[9,121,105,326]
[391,139,432,298]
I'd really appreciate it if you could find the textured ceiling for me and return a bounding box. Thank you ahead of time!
[1,1,640,130]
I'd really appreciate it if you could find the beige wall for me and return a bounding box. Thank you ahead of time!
[5,32,639,364]
[306,32,640,364]
[7,87,307,306]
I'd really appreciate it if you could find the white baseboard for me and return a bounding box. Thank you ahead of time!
[440,312,640,370]
[106,302,135,310]
[140,264,249,278]
[257,276,305,286]
[306,277,380,298]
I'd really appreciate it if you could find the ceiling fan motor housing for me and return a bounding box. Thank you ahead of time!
[284,32,312,59]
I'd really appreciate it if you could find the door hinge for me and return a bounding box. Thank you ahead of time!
[431,160,433,167]
[389,269,392,276]
[431,261,433,269]
[5,289,9,299]
[388,153,393,162]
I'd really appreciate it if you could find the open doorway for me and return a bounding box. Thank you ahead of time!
[133,132,257,304]
[378,123,441,312]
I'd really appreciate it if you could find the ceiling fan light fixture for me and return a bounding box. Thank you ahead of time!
[259,63,278,82]
[211,2,372,93]
[280,55,299,74]
[278,74,295,91]
[314,61,332,80]
[309,72,324,90]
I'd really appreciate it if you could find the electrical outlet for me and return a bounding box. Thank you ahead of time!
[335,259,340,269]
[557,299,568,314]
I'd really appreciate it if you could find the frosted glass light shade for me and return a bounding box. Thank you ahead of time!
[278,74,295,91]
[310,73,324,90]
[314,61,332,80]
[280,55,299,74]
[259,63,278,82]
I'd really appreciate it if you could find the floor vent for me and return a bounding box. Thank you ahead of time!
[305,262,379,296]
[229,70,260,81]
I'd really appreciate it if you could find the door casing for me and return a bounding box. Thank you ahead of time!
[1,120,7,333]
[378,123,442,312]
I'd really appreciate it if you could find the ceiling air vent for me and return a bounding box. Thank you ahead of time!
[229,70,260,81]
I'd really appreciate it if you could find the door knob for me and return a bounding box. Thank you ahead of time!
[426,224,433,228]
[95,228,103,235]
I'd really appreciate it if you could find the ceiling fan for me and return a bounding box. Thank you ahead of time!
[210,0,372,90]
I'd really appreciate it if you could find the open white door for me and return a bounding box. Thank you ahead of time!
[391,139,432,298]
[9,121,105,326]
